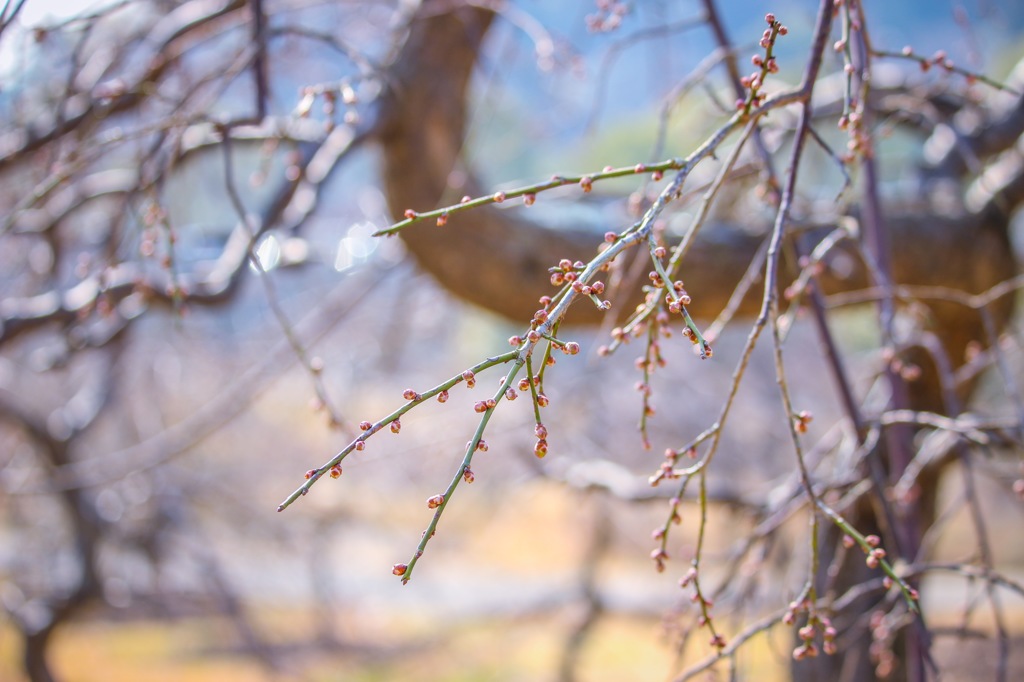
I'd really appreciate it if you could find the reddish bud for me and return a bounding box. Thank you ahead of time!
[524,192,536,206]
[437,390,449,403]
[304,469,318,480]
[493,190,506,203]
[392,563,408,576]
[579,176,593,192]
[436,212,448,227]
[536,393,550,407]
[604,231,617,243]
[427,494,444,509]
[534,439,548,457]
[359,421,372,431]
[390,420,401,434]
[403,388,419,401]
[403,209,417,220]
[474,401,488,413]
[354,440,366,451]
[329,464,343,479]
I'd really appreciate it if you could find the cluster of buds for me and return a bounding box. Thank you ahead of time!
[585,0,628,32]
[792,614,838,660]
[666,280,691,312]
[847,533,884,569]
[534,422,548,458]
[474,398,497,413]
[678,566,726,648]
[837,101,871,159]
[549,258,587,287]
[793,410,813,434]
[906,47,959,76]
[649,449,683,486]
[737,14,787,111]
[679,325,713,359]
[518,375,540,392]
[650,547,668,573]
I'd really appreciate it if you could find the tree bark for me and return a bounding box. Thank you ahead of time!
[377,4,1017,335]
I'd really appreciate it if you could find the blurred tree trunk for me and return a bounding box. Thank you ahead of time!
[376,5,1020,682]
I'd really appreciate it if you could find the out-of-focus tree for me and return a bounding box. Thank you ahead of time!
[2,1,1024,681]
